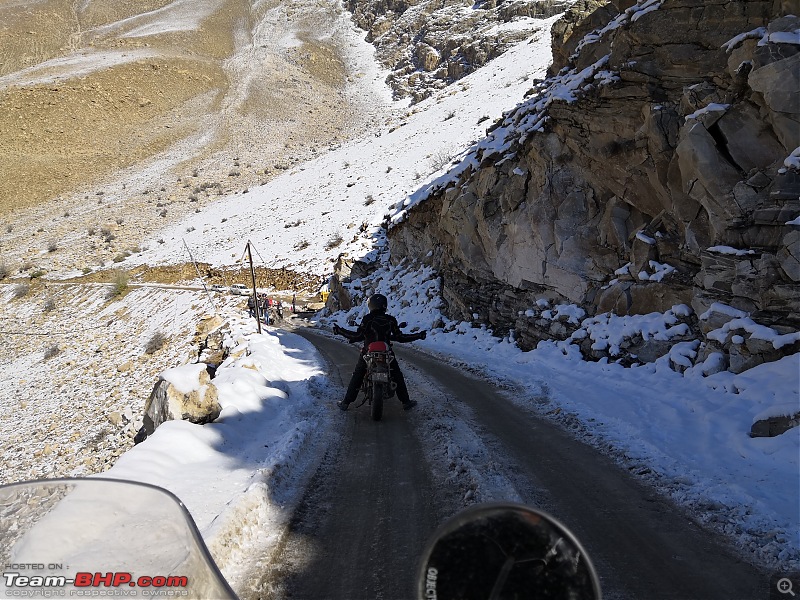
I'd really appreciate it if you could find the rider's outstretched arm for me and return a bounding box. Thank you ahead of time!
[333,323,364,343]
[390,318,427,343]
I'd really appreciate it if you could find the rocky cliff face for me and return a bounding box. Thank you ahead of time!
[346,0,573,100]
[388,0,800,367]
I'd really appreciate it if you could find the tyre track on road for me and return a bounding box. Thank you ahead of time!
[399,347,769,600]
[249,330,441,600]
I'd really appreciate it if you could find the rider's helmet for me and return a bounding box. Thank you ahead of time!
[367,293,388,313]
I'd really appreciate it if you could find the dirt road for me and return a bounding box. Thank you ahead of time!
[249,328,768,600]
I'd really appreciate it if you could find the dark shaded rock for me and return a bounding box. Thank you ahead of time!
[750,413,800,438]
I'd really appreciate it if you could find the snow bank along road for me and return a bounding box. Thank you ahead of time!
[245,329,768,600]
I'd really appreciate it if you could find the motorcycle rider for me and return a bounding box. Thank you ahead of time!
[332,293,426,411]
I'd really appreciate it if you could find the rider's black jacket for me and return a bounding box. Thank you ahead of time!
[335,312,423,352]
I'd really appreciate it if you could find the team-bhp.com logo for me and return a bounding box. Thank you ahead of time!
[3,569,189,597]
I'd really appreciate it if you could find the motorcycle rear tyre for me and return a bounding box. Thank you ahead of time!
[371,383,384,421]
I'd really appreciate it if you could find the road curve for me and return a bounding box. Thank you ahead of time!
[252,327,768,600]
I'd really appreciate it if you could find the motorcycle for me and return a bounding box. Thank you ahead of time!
[360,340,396,421]
[0,479,601,600]
[332,320,425,420]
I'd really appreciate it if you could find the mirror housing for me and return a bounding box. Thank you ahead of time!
[417,503,601,600]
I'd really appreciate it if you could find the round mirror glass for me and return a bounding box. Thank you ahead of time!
[418,503,601,600]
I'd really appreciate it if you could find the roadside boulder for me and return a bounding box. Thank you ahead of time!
[194,315,230,365]
[327,253,380,312]
[750,412,800,438]
[135,363,221,443]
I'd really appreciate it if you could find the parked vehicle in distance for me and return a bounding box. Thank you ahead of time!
[230,283,249,295]
[210,284,227,293]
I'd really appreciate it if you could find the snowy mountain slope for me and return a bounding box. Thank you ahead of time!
[0,282,237,483]
[128,15,562,275]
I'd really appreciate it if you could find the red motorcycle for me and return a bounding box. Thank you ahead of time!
[360,340,396,421]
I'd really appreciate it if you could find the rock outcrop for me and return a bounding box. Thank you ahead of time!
[549,0,622,74]
[347,0,573,100]
[388,0,800,367]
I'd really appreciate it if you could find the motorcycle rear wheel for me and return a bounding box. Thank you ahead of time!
[371,382,384,421]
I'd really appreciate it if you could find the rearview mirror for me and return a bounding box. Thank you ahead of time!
[417,503,601,600]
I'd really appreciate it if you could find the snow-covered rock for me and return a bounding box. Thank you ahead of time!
[348,0,573,100]
[140,364,222,441]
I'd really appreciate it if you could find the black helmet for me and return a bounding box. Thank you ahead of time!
[367,293,388,313]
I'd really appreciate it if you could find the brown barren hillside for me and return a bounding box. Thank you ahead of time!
[0,0,370,278]
[0,0,244,215]
[0,59,226,213]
